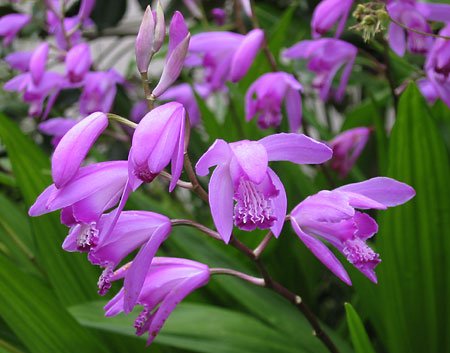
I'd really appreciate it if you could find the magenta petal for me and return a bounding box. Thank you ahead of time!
[209,165,234,243]
[285,87,302,132]
[416,3,450,23]
[230,29,264,82]
[152,33,190,98]
[28,184,57,216]
[52,112,108,188]
[291,219,352,285]
[259,133,332,164]
[388,23,406,57]
[195,139,231,176]
[146,272,209,345]
[169,109,186,192]
[5,51,32,71]
[353,212,378,240]
[267,168,286,238]
[135,6,155,73]
[30,43,49,85]
[123,223,171,313]
[335,177,416,207]
[167,11,189,59]
[229,141,268,184]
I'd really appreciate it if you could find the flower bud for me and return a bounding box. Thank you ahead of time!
[66,43,92,83]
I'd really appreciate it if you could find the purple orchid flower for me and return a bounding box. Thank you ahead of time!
[104,257,210,345]
[135,3,165,74]
[290,177,415,284]
[245,72,303,132]
[62,210,171,301]
[79,70,124,114]
[160,83,201,126]
[417,78,439,105]
[66,43,92,83]
[311,0,353,39]
[283,38,357,102]
[130,101,148,124]
[4,51,33,72]
[51,112,108,188]
[29,43,49,85]
[129,102,186,191]
[4,71,64,117]
[424,24,450,108]
[152,12,190,98]
[28,161,128,220]
[387,0,450,56]
[328,127,370,178]
[186,29,264,93]
[195,133,333,243]
[38,117,78,147]
[0,13,31,46]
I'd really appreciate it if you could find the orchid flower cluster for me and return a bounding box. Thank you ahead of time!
[1,0,425,350]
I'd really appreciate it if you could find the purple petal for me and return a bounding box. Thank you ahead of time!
[291,219,352,285]
[169,109,186,192]
[209,165,234,243]
[267,168,286,238]
[28,184,57,216]
[78,0,95,20]
[30,43,49,85]
[52,112,108,188]
[195,139,231,176]
[229,141,268,184]
[135,6,155,73]
[259,133,332,164]
[153,2,166,53]
[167,11,189,59]
[123,222,172,313]
[388,23,406,57]
[416,3,450,23]
[230,29,264,82]
[66,43,92,82]
[353,212,378,240]
[5,51,32,71]
[336,177,415,207]
[285,87,302,132]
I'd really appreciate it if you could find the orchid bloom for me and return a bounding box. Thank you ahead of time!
[104,257,210,345]
[283,38,357,101]
[311,0,353,39]
[245,72,303,132]
[129,102,186,192]
[196,133,333,243]
[328,127,370,178]
[211,8,227,26]
[0,13,31,46]
[186,29,264,94]
[160,83,201,126]
[424,24,450,108]
[79,70,124,114]
[62,210,171,302]
[5,51,32,72]
[388,0,450,56]
[290,177,415,284]
[65,43,92,83]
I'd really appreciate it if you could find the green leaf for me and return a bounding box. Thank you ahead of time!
[0,114,98,306]
[0,255,107,353]
[344,303,376,353]
[356,84,450,353]
[71,301,318,353]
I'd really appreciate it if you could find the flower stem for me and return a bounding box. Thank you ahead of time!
[159,171,194,190]
[107,114,138,129]
[210,268,265,286]
[140,71,155,111]
[171,219,222,240]
[253,231,273,259]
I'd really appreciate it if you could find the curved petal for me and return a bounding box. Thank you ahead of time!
[229,141,268,184]
[291,219,351,285]
[285,87,302,132]
[353,212,378,240]
[52,112,108,188]
[388,23,406,57]
[416,3,450,23]
[123,222,172,313]
[195,139,231,176]
[209,165,234,243]
[230,29,264,82]
[28,184,57,216]
[267,168,286,238]
[259,133,332,164]
[169,108,186,192]
[335,177,416,207]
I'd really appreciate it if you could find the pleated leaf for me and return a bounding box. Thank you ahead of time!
[344,303,376,353]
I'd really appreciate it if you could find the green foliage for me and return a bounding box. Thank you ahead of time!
[344,303,376,353]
